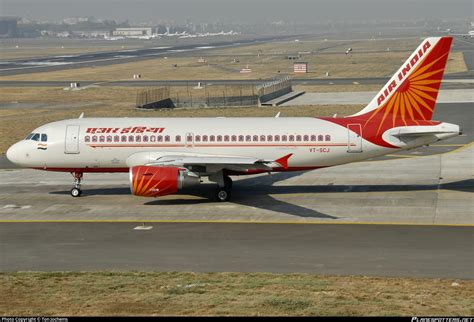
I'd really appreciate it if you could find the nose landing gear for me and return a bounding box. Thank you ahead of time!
[70,171,83,197]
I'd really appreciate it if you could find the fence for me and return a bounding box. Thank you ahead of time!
[135,87,172,108]
[135,77,292,109]
[256,76,292,103]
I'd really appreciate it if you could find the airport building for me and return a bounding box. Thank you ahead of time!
[0,16,18,38]
[113,27,153,36]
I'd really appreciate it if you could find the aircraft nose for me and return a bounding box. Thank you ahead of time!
[6,142,21,164]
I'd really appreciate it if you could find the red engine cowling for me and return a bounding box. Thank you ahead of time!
[130,166,199,197]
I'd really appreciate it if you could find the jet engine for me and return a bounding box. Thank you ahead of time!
[130,166,200,197]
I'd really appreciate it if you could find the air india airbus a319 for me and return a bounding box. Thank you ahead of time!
[6,37,460,201]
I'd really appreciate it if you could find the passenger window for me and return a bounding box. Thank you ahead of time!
[246,135,251,142]
[253,135,258,142]
[202,135,208,142]
[85,136,90,143]
[217,135,222,142]
[157,135,163,142]
[99,136,105,143]
[267,135,273,142]
[175,135,181,142]
[311,135,316,141]
[239,135,244,142]
[260,135,266,142]
[282,135,287,141]
[41,134,48,142]
[165,135,170,142]
[275,135,280,142]
[114,135,120,142]
[296,135,302,141]
[136,136,141,142]
[195,135,201,142]
[106,136,112,142]
[232,135,237,142]
[318,135,323,141]
[150,135,156,142]
[210,135,215,142]
[325,135,331,141]
[128,135,134,142]
[224,135,229,142]
[121,135,127,142]
[92,136,98,143]
[289,135,295,142]
[304,135,309,142]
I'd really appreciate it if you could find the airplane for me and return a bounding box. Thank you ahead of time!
[438,28,474,38]
[6,37,460,202]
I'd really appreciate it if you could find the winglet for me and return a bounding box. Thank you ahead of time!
[275,153,293,169]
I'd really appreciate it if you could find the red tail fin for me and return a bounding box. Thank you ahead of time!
[323,37,453,148]
[353,37,453,133]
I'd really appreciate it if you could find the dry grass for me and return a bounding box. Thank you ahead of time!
[0,38,466,82]
[0,52,413,81]
[207,37,423,55]
[446,51,468,73]
[0,86,139,104]
[0,272,472,316]
[293,84,382,93]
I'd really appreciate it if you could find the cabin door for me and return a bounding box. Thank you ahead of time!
[65,125,80,154]
[347,124,362,153]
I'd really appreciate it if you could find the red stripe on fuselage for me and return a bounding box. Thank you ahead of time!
[87,143,352,148]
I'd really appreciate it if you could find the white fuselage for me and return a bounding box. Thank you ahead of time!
[6,117,459,173]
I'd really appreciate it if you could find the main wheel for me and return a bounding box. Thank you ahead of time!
[224,176,233,189]
[216,188,231,202]
[70,187,82,197]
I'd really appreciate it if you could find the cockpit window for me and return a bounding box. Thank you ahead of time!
[25,133,47,141]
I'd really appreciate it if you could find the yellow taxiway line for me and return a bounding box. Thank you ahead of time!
[0,219,472,227]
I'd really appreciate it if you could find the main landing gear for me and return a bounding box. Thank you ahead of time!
[215,175,233,202]
[70,171,83,197]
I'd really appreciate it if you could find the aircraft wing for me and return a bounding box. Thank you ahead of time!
[126,152,292,173]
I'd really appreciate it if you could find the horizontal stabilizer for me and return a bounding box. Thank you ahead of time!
[394,127,459,137]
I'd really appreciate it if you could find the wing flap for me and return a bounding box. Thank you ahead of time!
[151,155,262,166]
[127,151,293,174]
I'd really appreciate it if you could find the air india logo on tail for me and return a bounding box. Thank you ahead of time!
[358,37,453,139]
[377,40,432,105]
[323,37,453,149]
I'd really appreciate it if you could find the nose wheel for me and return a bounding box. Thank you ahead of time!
[70,171,83,197]
[70,187,82,197]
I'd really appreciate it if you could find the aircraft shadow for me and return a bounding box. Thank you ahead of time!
[49,172,473,220]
